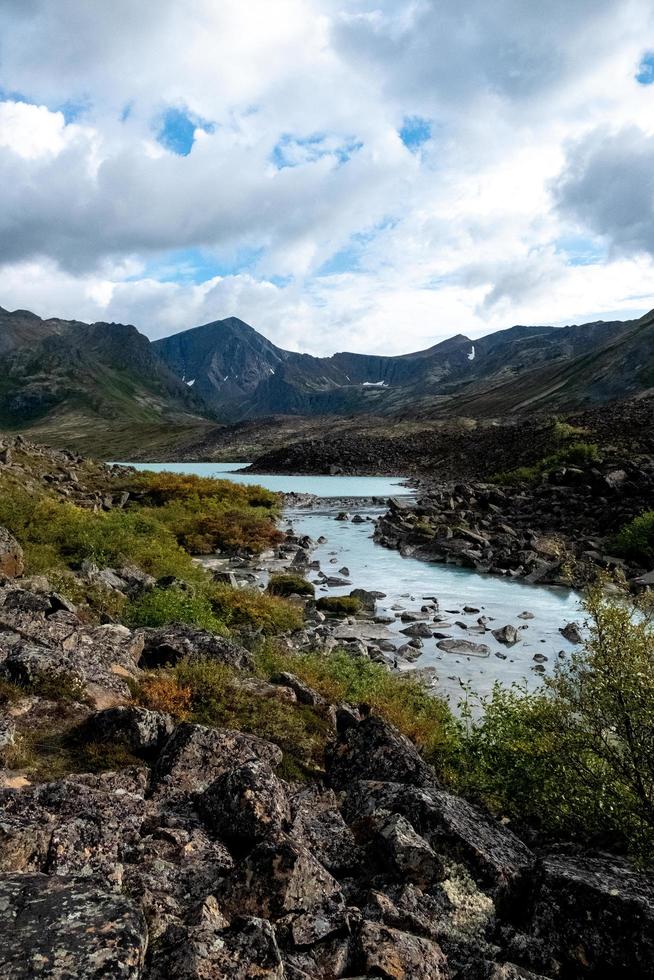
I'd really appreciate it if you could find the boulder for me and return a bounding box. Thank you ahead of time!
[520,849,654,978]
[290,786,362,877]
[150,915,285,980]
[221,836,340,919]
[325,716,439,790]
[199,760,291,845]
[400,622,434,638]
[492,625,520,647]
[138,623,253,671]
[152,722,282,795]
[0,872,147,978]
[372,812,444,887]
[343,782,535,900]
[559,622,582,644]
[355,920,448,979]
[437,638,490,657]
[81,705,175,757]
[0,527,24,579]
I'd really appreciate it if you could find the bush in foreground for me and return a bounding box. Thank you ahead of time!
[451,583,654,861]
[612,510,654,565]
[267,574,315,598]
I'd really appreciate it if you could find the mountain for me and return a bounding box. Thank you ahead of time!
[154,310,654,421]
[0,307,213,456]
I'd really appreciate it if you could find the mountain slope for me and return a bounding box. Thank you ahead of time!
[154,310,653,421]
[0,309,215,456]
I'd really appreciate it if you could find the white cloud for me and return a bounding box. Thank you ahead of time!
[0,0,654,354]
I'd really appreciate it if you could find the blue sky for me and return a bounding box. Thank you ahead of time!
[0,1,654,355]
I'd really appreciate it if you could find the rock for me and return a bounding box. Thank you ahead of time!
[343,782,535,900]
[338,566,350,576]
[270,671,328,708]
[290,786,362,877]
[437,638,490,657]
[518,611,535,620]
[400,622,433,638]
[139,623,253,671]
[152,722,282,796]
[81,705,175,757]
[492,625,520,647]
[0,527,24,579]
[199,760,291,845]
[0,872,147,978]
[372,812,444,887]
[521,849,654,978]
[150,915,285,980]
[0,641,83,690]
[213,569,239,587]
[351,514,366,524]
[335,512,350,521]
[559,622,582,645]
[463,606,480,614]
[355,920,448,979]
[350,588,382,611]
[221,836,340,919]
[325,716,438,790]
[2,590,52,614]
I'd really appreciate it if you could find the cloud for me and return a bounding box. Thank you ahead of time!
[554,126,654,257]
[1,0,654,355]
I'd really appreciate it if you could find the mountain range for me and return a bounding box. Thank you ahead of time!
[0,303,652,456]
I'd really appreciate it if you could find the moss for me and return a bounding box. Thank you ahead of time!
[316,596,362,616]
[267,574,315,598]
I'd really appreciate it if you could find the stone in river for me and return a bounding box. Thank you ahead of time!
[518,611,535,619]
[400,622,433,638]
[492,625,520,647]
[437,639,490,657]
[560,621,582,644]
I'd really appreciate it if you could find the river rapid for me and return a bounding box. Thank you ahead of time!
[126,462,583,707]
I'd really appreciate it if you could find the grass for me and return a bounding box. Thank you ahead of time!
[316,596,362,616]
[267,573,315,598]
[493,441,601,485]
[124,585,227,631]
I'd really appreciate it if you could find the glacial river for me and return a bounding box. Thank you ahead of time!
[126,462,583,706]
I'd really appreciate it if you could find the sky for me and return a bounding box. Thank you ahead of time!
[1,1,654,355]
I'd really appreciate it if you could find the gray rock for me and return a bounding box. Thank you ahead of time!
[82,705,175,757]
[0,872,147,978]
[492,625,520,647]
[437,638,490,657]
[199,760,291,845]
[325,716,438,790]
[139,623,253,671]
[152,722,282,796]
[560,621,582,644]
[355,920,448,979]
[0,527,24,579]
[400,622,433,638]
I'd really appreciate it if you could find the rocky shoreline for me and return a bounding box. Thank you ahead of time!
[374,456,654,590]
[0,568,652,978]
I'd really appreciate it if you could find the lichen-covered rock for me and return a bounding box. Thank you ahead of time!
[82,705,175,757]
[152,722,282,796]
[325,716,439,790]
[355,920,449,979]
[0,528,24,579]
[0,872,147,978]
[520,849,654,978]
[221,835,341,920]
[343,781,534,900]
[0,641,84,690]
[371,811,444,887]
[289,786,362,877]
[138,624,253,671]
[199,759,291,845]
[149,915,284,980]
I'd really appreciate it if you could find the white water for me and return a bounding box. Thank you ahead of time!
[125,461,582,705]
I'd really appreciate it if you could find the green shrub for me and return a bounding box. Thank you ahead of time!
[210,584,303,635]
[494,441,601,485]
[612,510,654,565]
[125,586,226,632]
[255,645,456,761]
[451,584,654,861]
[316,596,362,616]
[267,574,315,598]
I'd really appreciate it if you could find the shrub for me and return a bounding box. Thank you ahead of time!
[493,441,601,485]
[209,584,303,635]
[133,674,192,717]
[124,586,227,632]
[316,596,362,616]
[451,583,654,861]
[255,645,456,762]
[267,574,315,598]
[612,510,654,565]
